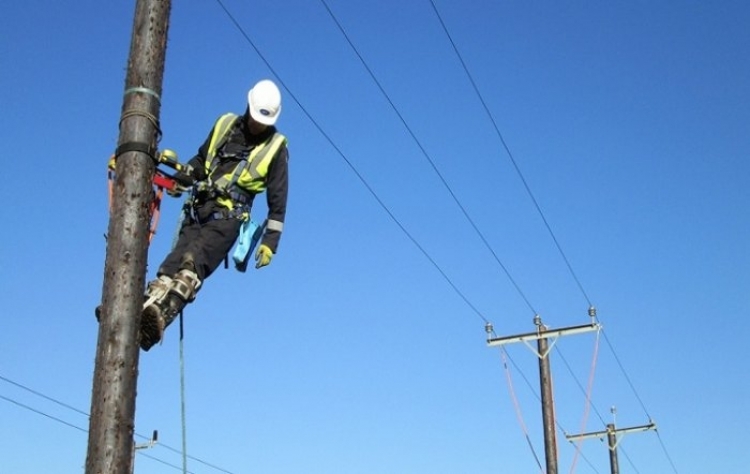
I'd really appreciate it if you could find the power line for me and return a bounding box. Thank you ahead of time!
[601,331,680,473]
[428,0,593,309]
[620,447,643,474]
[0,393,89,434]
[212,2,679,472]
[302,26,626,470]
[213,0,490,325]
[0,374,89,418]
[211,4,554,471]
[554,349,608,427]
[319,4,607,466]
[655,429,681,474]
[600,331,652,419]
[428,3,681,471]
[318,0,538,316]
[322,4,631,467]
[139,450,199,474]
[498,351,603,474]
[428,0,654,419]
[0,375,236,474]
[498,348,544,472]
[0,393,203,474]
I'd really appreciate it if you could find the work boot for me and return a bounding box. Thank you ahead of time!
[140,302,166,351]
[139,294,186,351]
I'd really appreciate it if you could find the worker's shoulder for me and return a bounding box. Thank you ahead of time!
[208,112,241,129]
[216,112,239,120]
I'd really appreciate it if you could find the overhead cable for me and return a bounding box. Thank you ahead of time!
[214,0,490,324]
[319,0,537,316]
[428,0,593,309]
[0,374,236,474]
[429,3,680,471]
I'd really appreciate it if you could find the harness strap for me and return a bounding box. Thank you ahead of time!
[115,141,157,160]
[224,157,248,188]
[227,189,252,205]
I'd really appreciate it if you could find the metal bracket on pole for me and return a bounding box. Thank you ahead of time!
[134,429,159,451]
[566,422,656,450]
[131,430,158,474]
[487,320,601,359]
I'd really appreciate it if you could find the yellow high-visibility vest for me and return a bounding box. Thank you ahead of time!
[203,113,287,209]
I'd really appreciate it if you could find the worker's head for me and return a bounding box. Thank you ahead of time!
[247,79,282,127]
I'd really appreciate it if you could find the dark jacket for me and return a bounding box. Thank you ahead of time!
[187,113,289,252]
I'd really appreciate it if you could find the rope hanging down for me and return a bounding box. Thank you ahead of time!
[179,313,189,474]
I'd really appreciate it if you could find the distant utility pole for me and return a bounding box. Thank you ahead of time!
[487,312,600,474]
[566,409,656,474]
[86,1,171,474]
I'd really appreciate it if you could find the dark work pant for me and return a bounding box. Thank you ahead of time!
[157,214,242,282]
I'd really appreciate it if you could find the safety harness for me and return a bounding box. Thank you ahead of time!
[187,113,287,224]
[106,114,285,266]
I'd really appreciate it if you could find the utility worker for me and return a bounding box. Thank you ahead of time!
[139,79,289,351]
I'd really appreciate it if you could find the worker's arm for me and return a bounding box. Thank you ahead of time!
[261,145,289,254]
[170,127,212,189]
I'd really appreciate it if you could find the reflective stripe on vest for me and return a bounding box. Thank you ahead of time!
[206,113,239,163]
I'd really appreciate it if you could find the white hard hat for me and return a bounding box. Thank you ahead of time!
[247,79,282,126]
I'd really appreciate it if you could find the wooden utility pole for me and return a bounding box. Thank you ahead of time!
[535,316,558,474]
[487,313,600,473]
[86,1,171,473]
[606,424,620,474]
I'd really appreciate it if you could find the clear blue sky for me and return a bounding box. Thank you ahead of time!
[1,1,748,473]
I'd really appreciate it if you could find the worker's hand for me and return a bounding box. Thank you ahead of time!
[167,181,194,198]
[255,244,273,269]
[173,170,196,187]
[166,187,183,198]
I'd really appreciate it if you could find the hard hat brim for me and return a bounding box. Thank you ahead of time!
[247,88,280,126]
[248,105,279,126]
